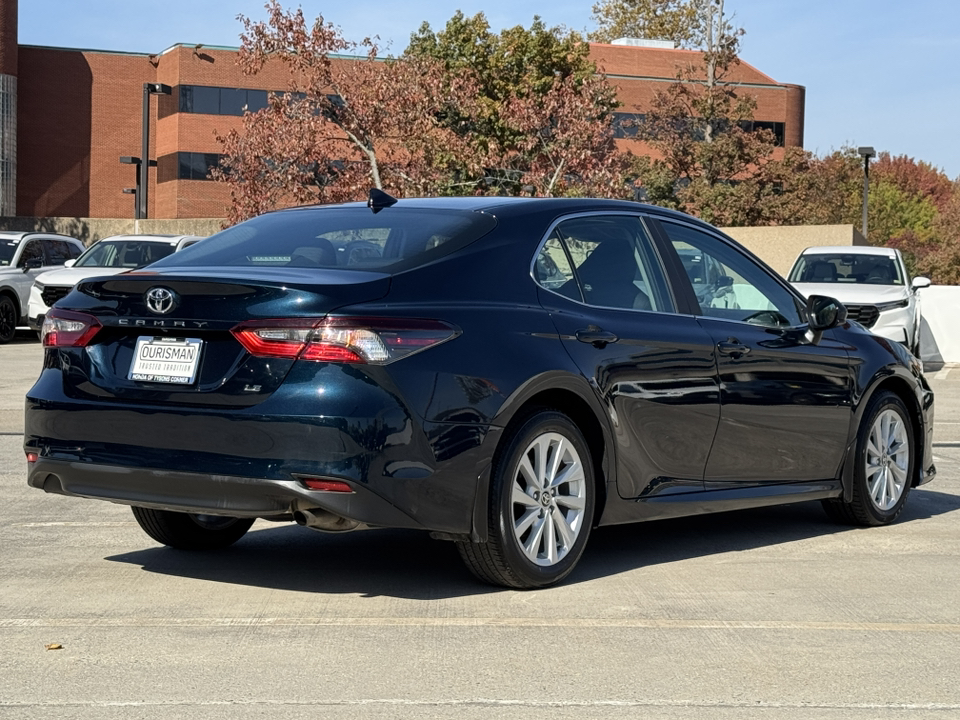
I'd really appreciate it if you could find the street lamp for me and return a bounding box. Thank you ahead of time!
[857,146,876,239]
[139,83,172,219]
[119,156,141,218]
[119,155,158,219]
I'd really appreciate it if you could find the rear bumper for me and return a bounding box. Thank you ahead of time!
[24,368,499,534]
[28,457,425,528]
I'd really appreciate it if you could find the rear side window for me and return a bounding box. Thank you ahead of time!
[151,208,498,273]
[17,239,43,268]
[535,215,674,312]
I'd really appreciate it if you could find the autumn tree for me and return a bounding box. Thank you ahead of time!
[633,0,800,224]
[497,74,633,197]
[214,1,480,223]
[406,12,627,196]
[589,0,704,46]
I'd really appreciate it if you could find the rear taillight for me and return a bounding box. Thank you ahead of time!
[230,317,457,365]
[41,309,102,348]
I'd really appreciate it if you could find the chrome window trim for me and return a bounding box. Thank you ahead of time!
[529,210,679,316]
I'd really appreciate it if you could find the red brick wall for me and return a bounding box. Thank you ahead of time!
[16,41,804,219]
[17,47,157,218]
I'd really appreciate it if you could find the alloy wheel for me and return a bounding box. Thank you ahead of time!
[864,408,910,512]
[510,432,587,567]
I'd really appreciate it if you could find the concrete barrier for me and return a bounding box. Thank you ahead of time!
[0,216,223,245]
[918,286,960,366]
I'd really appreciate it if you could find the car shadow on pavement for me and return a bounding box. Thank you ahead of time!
[574,487,960,585]
[105,488,960,597]
[7,329,40,344]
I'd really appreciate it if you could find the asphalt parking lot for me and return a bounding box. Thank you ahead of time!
[2,331,959,719]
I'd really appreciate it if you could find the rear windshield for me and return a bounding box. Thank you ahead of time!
[788,253,903,286]
[149,207,498,273]
[76,241,177,268]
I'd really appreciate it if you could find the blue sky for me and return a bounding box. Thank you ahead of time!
[18,0,960,179]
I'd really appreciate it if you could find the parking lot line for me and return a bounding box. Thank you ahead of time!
[2,698,960,712]
[4,616,960,633]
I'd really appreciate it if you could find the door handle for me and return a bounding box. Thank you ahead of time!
[576,327,619,348]
[717,340,750,358]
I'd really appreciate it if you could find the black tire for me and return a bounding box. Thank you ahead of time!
[822,390,915,526]
[131,506,255,550]
[0,295,17,345]
[457,410,595,589]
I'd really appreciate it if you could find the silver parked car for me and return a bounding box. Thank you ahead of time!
[27,234,204,335]
[787,246,930,356]
[0,232,85,344]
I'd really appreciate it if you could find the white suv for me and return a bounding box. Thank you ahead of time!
[0,232,85,344]
[787,246,930,355]
[27,234,203,335]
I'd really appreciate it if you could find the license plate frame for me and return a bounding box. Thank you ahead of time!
[128,336,203,385]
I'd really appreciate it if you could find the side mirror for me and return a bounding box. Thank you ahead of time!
[911,276,931,290]
[64,259,76,268]
[807,295,847,331]
[21,257,43,271]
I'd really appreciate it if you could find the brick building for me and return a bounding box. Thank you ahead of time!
[0,0,804,220]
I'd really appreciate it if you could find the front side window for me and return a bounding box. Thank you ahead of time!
[661,221,802,328]
[535,215,673,312]
[788,253,904,286]
[17,240,43,268]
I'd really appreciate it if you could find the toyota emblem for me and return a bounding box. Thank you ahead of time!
[144,287,178,315]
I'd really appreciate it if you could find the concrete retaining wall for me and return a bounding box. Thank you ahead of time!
[721,224,868,277]
[0,216,223,245]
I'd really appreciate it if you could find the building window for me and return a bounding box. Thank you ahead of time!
[612,112,645,139]
[174,85,271,117]
[157,152,225,183]
[157,85,340,119]
[614,113,784,147]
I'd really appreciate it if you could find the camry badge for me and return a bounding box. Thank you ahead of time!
[144,287,178,315]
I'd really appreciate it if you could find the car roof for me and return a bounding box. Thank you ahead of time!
[93,234,195,245]
[274,196,690,219]
[0,231,81,242]
[800,246,898,257]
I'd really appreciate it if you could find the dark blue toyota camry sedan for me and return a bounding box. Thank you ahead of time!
[25,194,936,588]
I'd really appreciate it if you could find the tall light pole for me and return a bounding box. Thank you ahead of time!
[857,146,876,239]
[139,82,171,219]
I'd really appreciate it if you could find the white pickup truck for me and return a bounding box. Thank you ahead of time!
[0,232,85,344]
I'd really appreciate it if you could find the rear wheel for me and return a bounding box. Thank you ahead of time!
[457,410,595,589]
[131,506,255,550]
[0,295,16,344]
[822,390,914,526]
